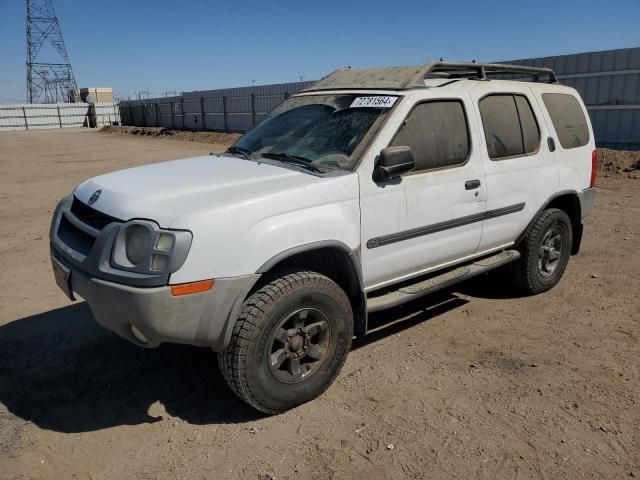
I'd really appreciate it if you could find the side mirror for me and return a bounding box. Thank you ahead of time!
[373,146,416,182]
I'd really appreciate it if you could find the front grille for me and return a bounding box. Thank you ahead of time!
[58,215,95,256]
[56,198,123,257]
[71,197,120,231]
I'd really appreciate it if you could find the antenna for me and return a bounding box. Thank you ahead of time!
[26,0,79,103]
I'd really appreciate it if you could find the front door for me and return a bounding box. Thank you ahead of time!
[360,94,486,290]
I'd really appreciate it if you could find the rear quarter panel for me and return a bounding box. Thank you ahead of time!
[531,85,595,195]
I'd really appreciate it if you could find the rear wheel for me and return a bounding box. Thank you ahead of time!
[512,208,573,294]
[218,270,353,414]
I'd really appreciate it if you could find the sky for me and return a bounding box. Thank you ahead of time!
[0,0,639,103]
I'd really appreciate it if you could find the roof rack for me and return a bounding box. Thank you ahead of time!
[425,61,558,83]
[305,61,558,92]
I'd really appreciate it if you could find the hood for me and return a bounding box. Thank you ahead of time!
[73,154,322,226]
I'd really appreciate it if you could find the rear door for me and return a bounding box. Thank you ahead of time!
[472,85,559,252]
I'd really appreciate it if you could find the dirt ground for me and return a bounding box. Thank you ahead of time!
[0,128,638,480]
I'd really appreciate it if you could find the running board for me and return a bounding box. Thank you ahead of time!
[366,250,520,313]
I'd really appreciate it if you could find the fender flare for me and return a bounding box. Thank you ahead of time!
[257,240,358,277]
[515,189,582,253]
[256,240,367,336]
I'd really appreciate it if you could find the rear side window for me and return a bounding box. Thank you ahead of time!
[479,94,540,160]
[542,93,590,149]
[390,100,470,172]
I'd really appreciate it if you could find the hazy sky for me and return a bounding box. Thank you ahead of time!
[1,0,638,102]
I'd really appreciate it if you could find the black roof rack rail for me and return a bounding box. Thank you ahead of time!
[423,61,558,84]
[305,60,558,92]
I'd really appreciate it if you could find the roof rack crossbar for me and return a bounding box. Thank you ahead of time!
[418,61,558,84]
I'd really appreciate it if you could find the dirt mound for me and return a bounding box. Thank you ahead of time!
[100,126,241,146]
[597,148,640,178]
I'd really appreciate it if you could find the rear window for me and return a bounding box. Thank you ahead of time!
[542,93,590,149]
[479,94,540,160]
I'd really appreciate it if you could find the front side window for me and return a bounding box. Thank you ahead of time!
[390,100,470,172]
[542,93,590,149]
[232,94,397,171]
[479,94,540,160]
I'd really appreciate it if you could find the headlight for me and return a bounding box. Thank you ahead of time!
[125,225,150,265]
[111,220,192,275]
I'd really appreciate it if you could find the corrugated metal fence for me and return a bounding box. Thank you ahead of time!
[120,81,314,133]
[119,47,640,149]
[508,48,640,150]
[0,103,120,132]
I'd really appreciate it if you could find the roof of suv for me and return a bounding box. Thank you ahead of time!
[304,61,559,92]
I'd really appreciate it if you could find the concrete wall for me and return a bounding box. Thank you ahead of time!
[80,88,114,103]
[120,47,640,149]
[0,103,120,132]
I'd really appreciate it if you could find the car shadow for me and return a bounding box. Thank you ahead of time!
[0,292,468,433]
[0,302,262,433]
[453,272,526,300]
[353,291,468,350]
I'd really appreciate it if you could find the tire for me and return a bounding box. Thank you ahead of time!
[511,208,573,295]
[218,270,353,414]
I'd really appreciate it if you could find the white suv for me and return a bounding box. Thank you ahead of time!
[50,61,596,413]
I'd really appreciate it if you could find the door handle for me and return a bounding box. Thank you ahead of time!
[547,137,556,152]
[465,179,481,190]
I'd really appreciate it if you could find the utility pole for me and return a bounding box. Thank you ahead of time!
[135,91,150,100]
[26,0,78,103]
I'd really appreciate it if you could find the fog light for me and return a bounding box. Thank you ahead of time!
[151,254,169,271]
[130,324,148,344]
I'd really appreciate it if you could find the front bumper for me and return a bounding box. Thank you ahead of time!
[52,252,259,349]
[49,195,260,350]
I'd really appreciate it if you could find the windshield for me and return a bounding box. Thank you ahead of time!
[231,94,397,171]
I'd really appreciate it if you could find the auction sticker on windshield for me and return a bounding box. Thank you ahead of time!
[350,96,397,108]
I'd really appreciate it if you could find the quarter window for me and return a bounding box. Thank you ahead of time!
[390,100,470,172]
[479,94,540,160]
[542,93,590,149]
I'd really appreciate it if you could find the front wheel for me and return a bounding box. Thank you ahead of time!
[511,208,573,295]
[218,270,353,414]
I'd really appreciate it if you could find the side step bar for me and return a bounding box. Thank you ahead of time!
[366,250,520,313]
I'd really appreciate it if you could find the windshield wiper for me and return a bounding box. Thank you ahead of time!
[225,145,253,160]
[258,152,324,173]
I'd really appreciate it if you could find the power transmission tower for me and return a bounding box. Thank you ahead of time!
[26,0,78,103]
